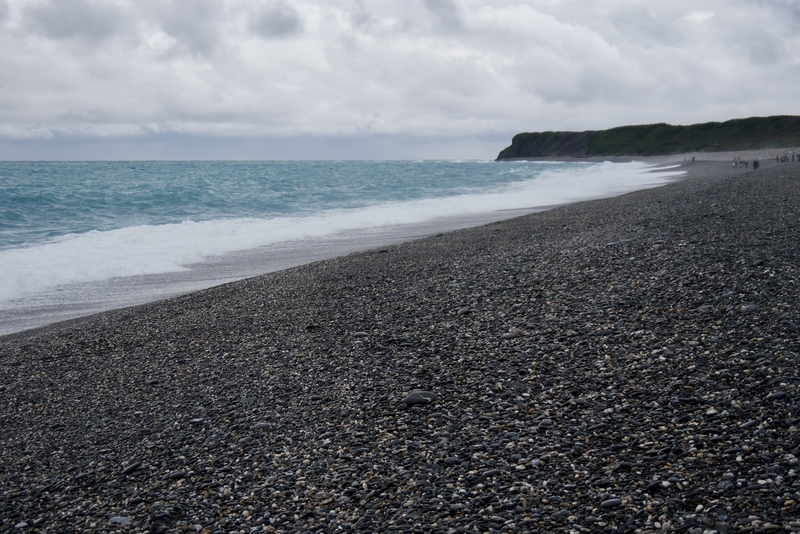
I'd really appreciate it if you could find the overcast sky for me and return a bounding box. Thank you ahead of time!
[0,0,798,159]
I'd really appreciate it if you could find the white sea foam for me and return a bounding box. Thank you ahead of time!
[0,161,681,303]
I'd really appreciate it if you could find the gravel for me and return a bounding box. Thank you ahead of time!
[1,164,799,533]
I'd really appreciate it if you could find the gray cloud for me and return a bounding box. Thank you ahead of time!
[155,0,223,56]
[734,29,783,65]
[249,1,303,39]
[423,0,462,30]
[0,0,798,159]
[23,0,124,42]
[609,7,685,48]
[0,1,9,23]
[756,0,800,25]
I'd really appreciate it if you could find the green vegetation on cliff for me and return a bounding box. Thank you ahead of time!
[497,115,800,159]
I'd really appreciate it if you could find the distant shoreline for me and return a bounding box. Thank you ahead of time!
[496,147,799,163]
[497,149,800,182]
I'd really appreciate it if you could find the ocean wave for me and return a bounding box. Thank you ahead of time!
[0,161,682,302]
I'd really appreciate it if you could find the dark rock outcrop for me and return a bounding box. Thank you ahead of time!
[496,130,595,159]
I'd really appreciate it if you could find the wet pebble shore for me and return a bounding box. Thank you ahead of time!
[1,165,800,534]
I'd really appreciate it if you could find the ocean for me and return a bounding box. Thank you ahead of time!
[0,160,682,335]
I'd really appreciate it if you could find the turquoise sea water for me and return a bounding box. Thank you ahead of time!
[1,160,561,250]
[0,160,682,334]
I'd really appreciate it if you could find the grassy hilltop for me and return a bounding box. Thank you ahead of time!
[497,115,800,159]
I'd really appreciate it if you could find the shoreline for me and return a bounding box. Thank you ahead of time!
[499,148,800,183]
[1,157,702,337]
[0,203,619,338]
[0,156,771,343]
[496,146,800,165]
[1,163,799,532]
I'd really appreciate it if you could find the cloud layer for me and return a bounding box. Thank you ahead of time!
[0,0,798,158]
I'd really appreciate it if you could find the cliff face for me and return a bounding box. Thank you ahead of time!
[496,131,595,159]
[497,116,800,159]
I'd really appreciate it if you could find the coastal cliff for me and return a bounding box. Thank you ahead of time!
[497,115,800,159]
[496,131,595,158]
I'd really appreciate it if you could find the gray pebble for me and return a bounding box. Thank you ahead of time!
[402,391,438,406]
[717,480,735,492]
[601,498,622,508]
[475,469,502,483]
[121,462,141,475]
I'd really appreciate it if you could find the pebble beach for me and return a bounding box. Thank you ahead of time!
[1,162,799,533]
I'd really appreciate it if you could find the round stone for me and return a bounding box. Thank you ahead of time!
[402,391,439,406]
[601,498,622,508]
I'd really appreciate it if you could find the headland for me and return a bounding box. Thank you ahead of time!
[497,116,800,159]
